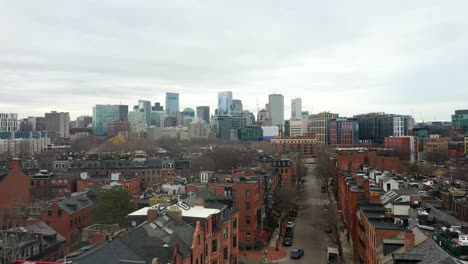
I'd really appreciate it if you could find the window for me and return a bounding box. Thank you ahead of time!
[246,216,251,225]
[223,247,228,260]
[197,234,201,245]
[205,243,208,256]
[57,209,62,216]
[245,190,250,198]
[246,202,251,210]
[47,210,52,217]
[212,239,217,253]
[23,248,31,258]
[33,244,39,255]
[246,232,251,241]
[232,236,237,247]
[233,218,237,228]
[223,228,228,239]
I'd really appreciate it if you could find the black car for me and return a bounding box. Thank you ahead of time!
[290,248,304,259]
[285,227,294,236]
[289,210,298,217]
[282,236,293,246]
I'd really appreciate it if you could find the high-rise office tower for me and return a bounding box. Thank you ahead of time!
[138,100,151,126]
[0,113,19,132]
[268,94,284,128]
[45,111,70,138]
[218,91,233,115]
[165,92,179,116]
[291,98,302,118]
[232,99,243,113]
[196,106,210,124]
[118,105,129,122]
[93,105,128,135]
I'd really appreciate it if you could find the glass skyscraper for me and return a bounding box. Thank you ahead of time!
[93,104,128,135]
[218,91,233,115]
[138,100,151,126]
[165,92,179,116]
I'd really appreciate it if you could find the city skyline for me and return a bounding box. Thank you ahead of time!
[1,1,467,120]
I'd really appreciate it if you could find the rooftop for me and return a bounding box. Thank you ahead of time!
[179,205,220,218]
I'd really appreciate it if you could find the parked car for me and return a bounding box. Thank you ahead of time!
[285,227,294,236]
[287,220,295,228]
[283,236,293,246]
[321,186,327,193]
[290,248,304,259]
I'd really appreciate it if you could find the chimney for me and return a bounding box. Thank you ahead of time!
[363,179,370,201]
[369,192,380,204]
[167,206,183,224]
[147,208,159,222]
[132,195,139,209]
[356,176,364,188]
[404,229,415,252]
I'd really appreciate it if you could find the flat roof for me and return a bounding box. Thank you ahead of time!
[180,205,220,218]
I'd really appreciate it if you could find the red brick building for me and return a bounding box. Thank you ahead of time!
[40,194,94,249]
[186,176,265,249]
[76,172,141,195]
[336,149,401,174]
[384,136,419,163]
[329,118,359,146]
[270,134,319,157]
[357,202,403,264]
[0,161,30,210]
[30,171,77,201]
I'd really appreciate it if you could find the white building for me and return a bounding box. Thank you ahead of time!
[291,98,302,118]
[267,94,284,128]
[0,137,51,156]
[0,113,19,132]
[262,126,279,140]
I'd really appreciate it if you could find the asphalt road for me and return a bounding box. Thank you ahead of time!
[278,162,334,264]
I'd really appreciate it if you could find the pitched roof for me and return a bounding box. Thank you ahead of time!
[400,238,458,264]
[74,239,145,264]
[58,193,94,214]
[74,212,195,264]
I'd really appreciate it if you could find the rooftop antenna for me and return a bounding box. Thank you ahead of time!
[256,97,260,114]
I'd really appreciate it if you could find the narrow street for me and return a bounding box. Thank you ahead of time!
[277,161,335,264]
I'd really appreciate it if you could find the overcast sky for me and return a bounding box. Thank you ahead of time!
[1,1,467,121]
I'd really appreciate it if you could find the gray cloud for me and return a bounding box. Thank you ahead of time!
[0,0,467,120]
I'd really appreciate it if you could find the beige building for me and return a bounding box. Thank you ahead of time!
[307,112,339,144]
[0,137,51,156]
[465,136,468,155]
[289,117,307,137]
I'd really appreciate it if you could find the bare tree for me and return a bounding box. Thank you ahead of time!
[70,136,104,153]
[321,200,343,261]
[0,205,33,264]
[424,149,449,164]
[315,147,333,189]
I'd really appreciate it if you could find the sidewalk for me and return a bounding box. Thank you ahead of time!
[240,228,289,263]
[340,229,353,264]
[241,246,289,263]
